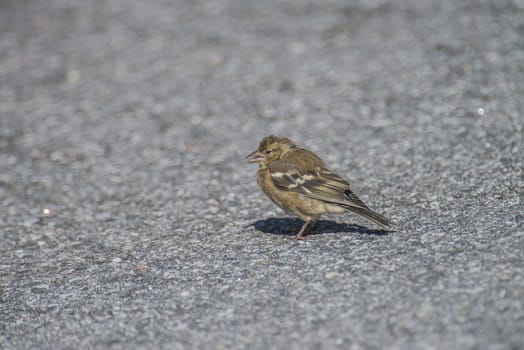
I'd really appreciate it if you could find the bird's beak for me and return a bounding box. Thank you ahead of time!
[246,150,265,163]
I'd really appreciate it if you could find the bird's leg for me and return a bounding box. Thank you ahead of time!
[294,220,315,240]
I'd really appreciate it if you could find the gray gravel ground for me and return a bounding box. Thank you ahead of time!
[1,0,523,349]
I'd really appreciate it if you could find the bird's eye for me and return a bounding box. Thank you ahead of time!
[264,149,272,155]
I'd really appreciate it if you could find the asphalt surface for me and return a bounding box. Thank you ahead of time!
[1,0,523,349]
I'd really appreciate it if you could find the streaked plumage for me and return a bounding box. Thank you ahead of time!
[247,135,392,239]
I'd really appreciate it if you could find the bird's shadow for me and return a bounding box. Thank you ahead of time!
[249,217,391,237]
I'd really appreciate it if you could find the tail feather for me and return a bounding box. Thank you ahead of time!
[342,205,392,229]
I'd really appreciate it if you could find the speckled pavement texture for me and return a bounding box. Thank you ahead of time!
[1,0,523,349]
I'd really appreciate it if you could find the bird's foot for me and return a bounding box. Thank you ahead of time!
[291,220,315,241]
[291,234,308,241]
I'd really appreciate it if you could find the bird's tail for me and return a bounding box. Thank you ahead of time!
[342,205,392,229]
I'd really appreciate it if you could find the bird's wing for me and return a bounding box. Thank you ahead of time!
[268,160,369,210]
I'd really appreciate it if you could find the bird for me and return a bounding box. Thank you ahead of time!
[247,135,392,239]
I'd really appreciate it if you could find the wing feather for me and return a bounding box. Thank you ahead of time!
[268,158,368,210]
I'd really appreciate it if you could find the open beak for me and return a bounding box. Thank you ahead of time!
[246,150,265,163]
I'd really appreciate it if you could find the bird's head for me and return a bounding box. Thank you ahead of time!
[246,135,296,165]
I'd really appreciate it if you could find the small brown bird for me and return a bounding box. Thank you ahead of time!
[247,135,392,239]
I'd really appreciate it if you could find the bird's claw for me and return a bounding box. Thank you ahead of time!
[291,235,308,241]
